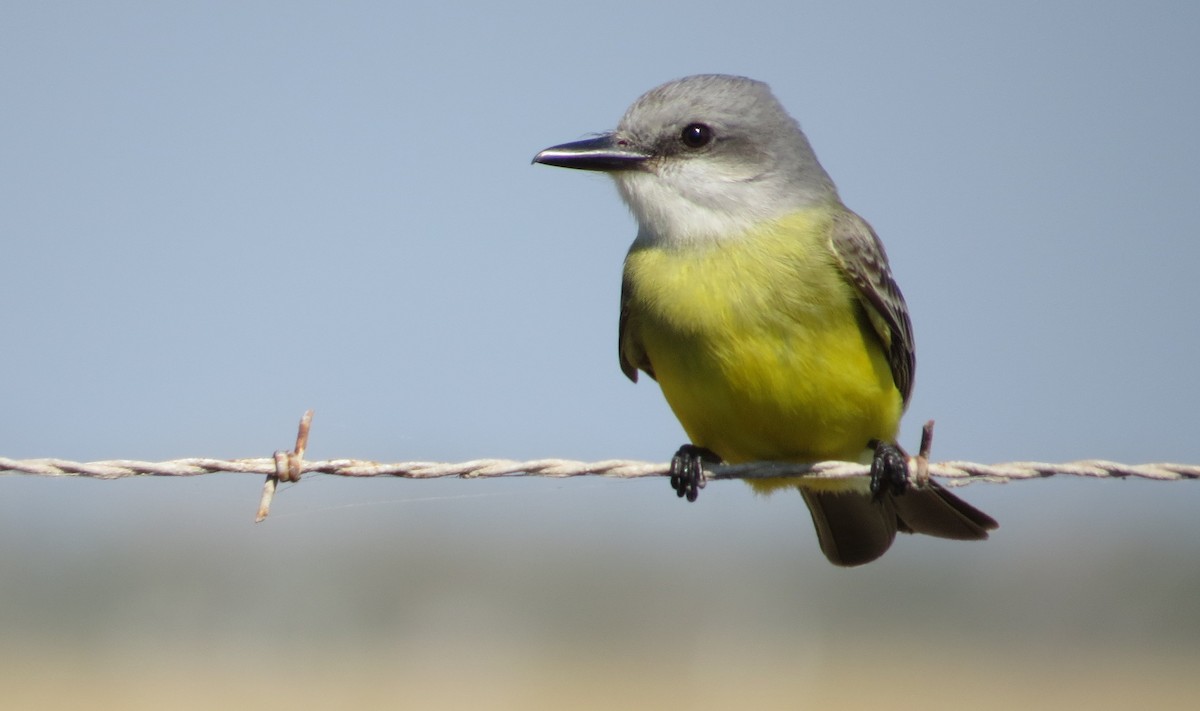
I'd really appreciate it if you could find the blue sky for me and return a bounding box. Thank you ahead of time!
[2,2,1199,707]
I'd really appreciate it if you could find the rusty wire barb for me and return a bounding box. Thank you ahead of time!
[1,412,1197,521]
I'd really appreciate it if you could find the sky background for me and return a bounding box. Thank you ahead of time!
[2,2,1199,709]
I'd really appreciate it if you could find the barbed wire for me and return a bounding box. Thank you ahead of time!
[3,455,1197,482]
[2,411,1196,521]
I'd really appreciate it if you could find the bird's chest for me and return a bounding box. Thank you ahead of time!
[625,233,856,354]
[622,236,898,462]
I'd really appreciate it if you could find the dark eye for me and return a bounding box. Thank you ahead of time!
[680,123,712,149]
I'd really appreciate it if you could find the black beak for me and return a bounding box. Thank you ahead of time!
[533,133,650,172]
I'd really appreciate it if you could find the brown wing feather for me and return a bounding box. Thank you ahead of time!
[828,210,916,405]
[618,272,653,382]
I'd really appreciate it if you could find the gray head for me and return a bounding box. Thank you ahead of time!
[534,74,839,245]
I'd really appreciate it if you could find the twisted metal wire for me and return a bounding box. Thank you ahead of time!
[2,455,1196,482]
[4,412,1195,521]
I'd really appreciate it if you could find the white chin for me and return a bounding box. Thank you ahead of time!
[616,172,761,247]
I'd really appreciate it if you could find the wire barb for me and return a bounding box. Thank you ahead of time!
[256,409,313,522]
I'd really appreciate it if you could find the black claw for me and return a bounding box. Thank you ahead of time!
[669,445,720,502]
[869,439,909,501]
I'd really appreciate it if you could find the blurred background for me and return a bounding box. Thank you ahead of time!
[2,2,1198,709]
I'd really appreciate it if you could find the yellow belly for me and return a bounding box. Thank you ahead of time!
[623,209,903,466]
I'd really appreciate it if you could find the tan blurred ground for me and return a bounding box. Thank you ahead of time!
[6,638,1198,711]
[2,476,1198,710]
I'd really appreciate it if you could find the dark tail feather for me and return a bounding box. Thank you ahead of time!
[891,481,999,540]
[799,488,898,566]
[800,483,998,567]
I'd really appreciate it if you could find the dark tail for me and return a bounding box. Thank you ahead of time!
[800,482,998,567]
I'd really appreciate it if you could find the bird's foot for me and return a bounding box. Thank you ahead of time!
[669,445,720,502]
[868,439,909,501]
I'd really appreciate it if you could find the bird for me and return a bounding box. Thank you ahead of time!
[533,74,996,566]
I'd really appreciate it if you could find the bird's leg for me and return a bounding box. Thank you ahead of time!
[868,439,909,501]
[670,445,720,502]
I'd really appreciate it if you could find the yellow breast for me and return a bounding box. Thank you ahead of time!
[623,209,903,465]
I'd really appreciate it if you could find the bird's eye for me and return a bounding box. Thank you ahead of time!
[680,123,712,149]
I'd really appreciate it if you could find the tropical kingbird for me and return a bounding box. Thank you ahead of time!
[534,74,996,565]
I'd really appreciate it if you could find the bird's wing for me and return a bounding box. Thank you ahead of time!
[618,272,654,383]
[828,210,915,405]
